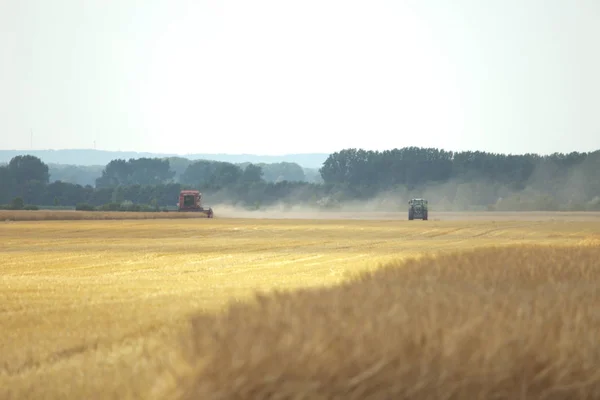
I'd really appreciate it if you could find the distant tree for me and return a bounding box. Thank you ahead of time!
[95,158,175,188]
[95,159,132,188]
[302,167,323,183]
[11,197,24,210]
[111,186,125,204]
[180,160,244,188]
[7,155,49,184]
[241,164,264,183]
[319,148,356,184]
[0,166,14,203]
[258,162,306,182]
[43,181,87,206]
[128,158,176,185]
[48,164,104,186]
[579,150,600,200]
[211,162,243,186]
[164,157,192,181]
[180,160,219,186]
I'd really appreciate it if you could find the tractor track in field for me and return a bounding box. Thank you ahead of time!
[468,221,547,238]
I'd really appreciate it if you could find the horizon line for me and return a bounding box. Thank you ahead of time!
[1,147,599,157]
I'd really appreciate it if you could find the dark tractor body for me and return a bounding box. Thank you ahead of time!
[408,198,428,220]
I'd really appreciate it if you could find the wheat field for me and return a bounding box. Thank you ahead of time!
[1,211,600,399]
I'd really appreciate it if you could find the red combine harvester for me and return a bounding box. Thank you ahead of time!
[176,190,214,218]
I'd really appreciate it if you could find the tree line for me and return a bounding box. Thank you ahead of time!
[320,147,600,210]
[0,155,333,211]
[46,157,321,187]
[1,147,599,212]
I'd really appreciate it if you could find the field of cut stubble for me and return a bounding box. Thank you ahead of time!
[1,211,600,399]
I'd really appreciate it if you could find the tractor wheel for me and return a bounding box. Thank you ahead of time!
[408,209,414,220]
[423,211,428,221]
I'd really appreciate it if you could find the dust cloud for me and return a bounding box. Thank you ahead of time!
[201,155,600,221]
[206,202,600,222]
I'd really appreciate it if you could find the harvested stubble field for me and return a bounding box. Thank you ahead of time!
[0,209,212,221]
[1,211,600,399]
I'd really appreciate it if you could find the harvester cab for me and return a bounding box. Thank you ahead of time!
[177,190,214,218]
[408,198,428,220]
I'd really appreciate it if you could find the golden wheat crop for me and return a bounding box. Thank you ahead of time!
[161,244,600,400]
[1,213,599,399]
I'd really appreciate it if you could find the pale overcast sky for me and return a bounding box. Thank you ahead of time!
[1,0,599,155]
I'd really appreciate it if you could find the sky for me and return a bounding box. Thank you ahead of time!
[1,0,599,156]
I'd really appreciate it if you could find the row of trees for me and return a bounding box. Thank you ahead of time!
[1,147,599,211]
[320,147,595,188]
[320,148,600,208]
[46,157,318,187]
[0,155,330,209]
[93,158,266,189]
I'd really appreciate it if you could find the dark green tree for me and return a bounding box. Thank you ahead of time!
[11,197,24,210]
[128,158,176,185]
[180,160,219,186]
[95,158,175,188]
[258,162,306,182]
[7,155,50,184]
[241,164,264,183]
[95,159,132,188]
[0,165,15,203]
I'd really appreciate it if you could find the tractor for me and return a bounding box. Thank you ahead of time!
[408,198,428,220]
[177,190,214,218]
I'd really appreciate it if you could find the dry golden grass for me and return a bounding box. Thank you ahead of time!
[1,213,599,399]
[160,245,600,399]
[0,209,211,221]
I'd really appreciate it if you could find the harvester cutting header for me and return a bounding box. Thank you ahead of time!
[176,190,214,218]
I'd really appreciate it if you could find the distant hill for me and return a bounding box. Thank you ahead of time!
[0,149,329,169]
